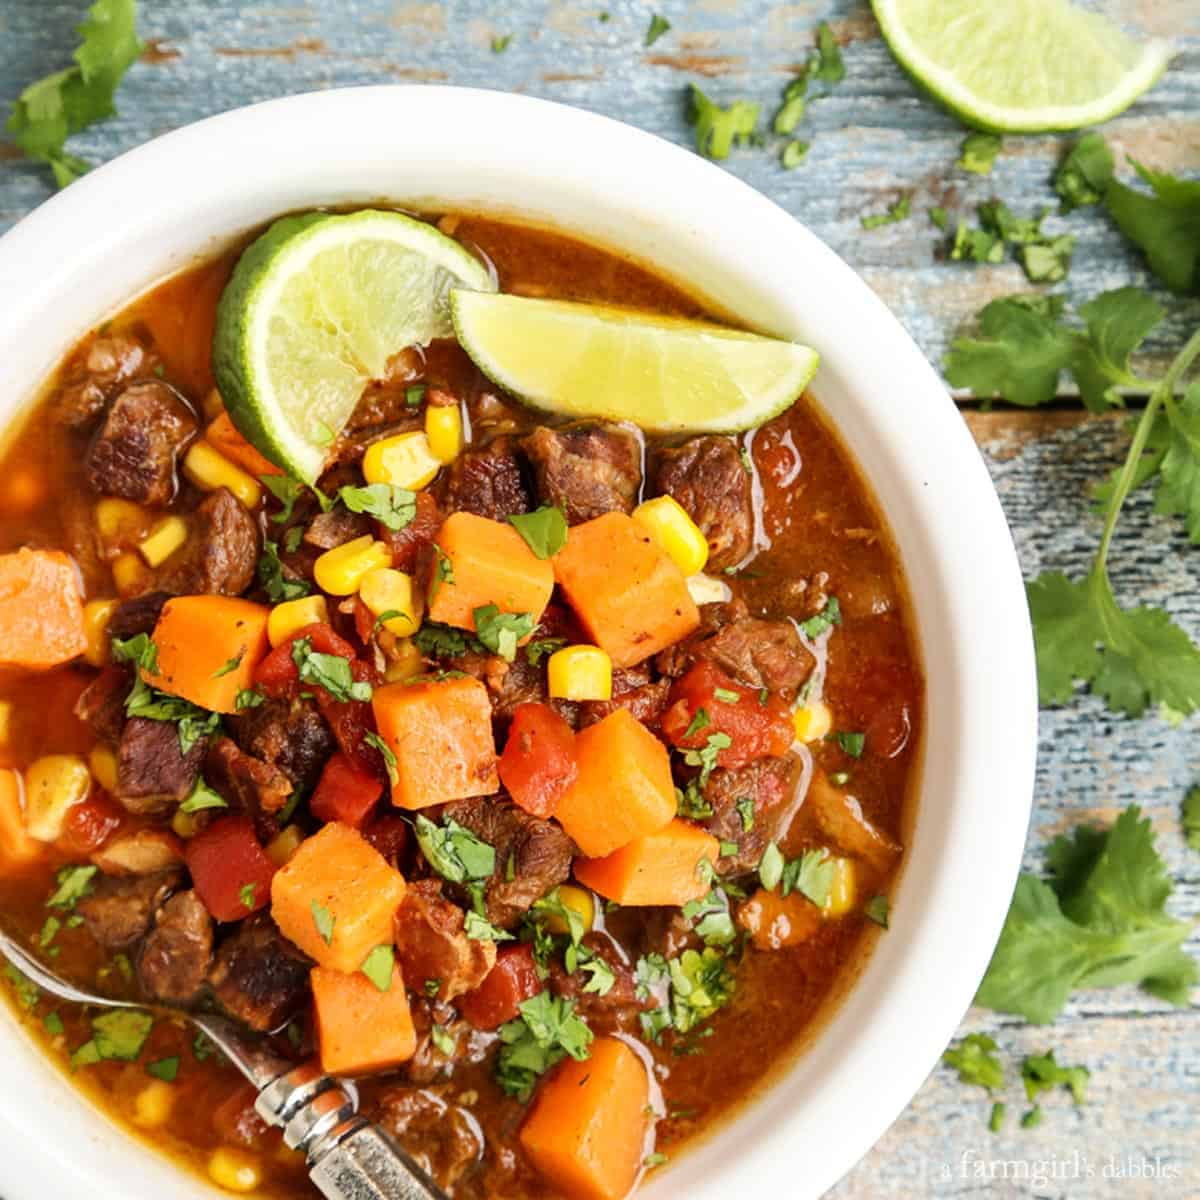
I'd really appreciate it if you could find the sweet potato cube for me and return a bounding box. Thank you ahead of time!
[0,549,87,669]
[574,819,719,906]
[372,676,498,810]
[270,822,406,971]
[519,1037,650,1200]
[555,708,674,857]
[426,511,555,632]
[145,596,270,713]
[311,964,417,1074]
[553,512,699,668]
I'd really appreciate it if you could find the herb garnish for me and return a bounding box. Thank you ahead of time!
[524,637,568,667]
[364,731,398,786]
[508,506,568,559]
[260,475,306,524]
[258,540,311,602]
[494,993,593,1101]
[179,776,228,814]
[473,605,535,663]
[690,86,760,161]
[310,901,336,946]
[71,1009,153,1070]
[111,632,158,673]
[292,638,372,703]
[360,944,394,992]
[644,14,671,46]
[47,865,97,910]
[861,193,912,230]
[758,844,834,908]
[798,596,841,638]
[957,133,1001,176]
[338,483,416,532]
[943,1033,1004,1091]
[682,730,730,786]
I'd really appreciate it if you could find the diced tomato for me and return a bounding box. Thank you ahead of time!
[361,811,409,865]
[57,792,123,857]
[661,661,794,769]
[498,703,579,818]
[459,944,543,1030]
[377,490,441,574]
[185,814,277,922]
[212,1082,272,1150]
[310,752,384,827]
[253,622,359,699]
[317,657,384,776]
[350,597,376,646]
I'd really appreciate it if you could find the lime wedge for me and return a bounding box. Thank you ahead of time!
[450,292,818,433]
[871,0,1172,132]
[213,210,495,482]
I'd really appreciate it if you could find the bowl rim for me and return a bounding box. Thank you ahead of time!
[0,84,1038,1200]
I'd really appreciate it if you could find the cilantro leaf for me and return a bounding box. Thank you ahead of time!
[260,475,306,524]
[798,595,841,638]
[668,948,736,1034]
[178,776,228,814]
[508,506,567,559]
[495,993,593,1101]
[773,71,808,136]
[1021,1050,1089,1105]
[47,865,97,909]
[430,1024,457,1056]
[958,133,1001,176]
[1020,236,1074,284]
[111,632,158,673]
[644,13,670,46]
[363,731,398,786]
[291,638,372,703]
[1072,287,1164,411]
[413,622,482,658]
[146,1056,179,1082]
[864,894,889,928]
[524,637,567,667]
[310,901,335,946]
[338,484,416,532]
[781,140,809,170]
[491,33,512,53]
[3,964,40,1010]
[258,540,310,603]
[359,944,394,992]
[5,0,144,188]
[91,1009,153,1063]
[682,730,731,785]
[943,1033,1004,1091]
[1105,158,1200,294]
[1154,380,1200,542]
[414,815,495,883]
[861,193,911,230]
[1055,132,1114,214]
[834,731,865,758]
[689,86,760,161]
[473,605,535,663]
[811,21,844,85]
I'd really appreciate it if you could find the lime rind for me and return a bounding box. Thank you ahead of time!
[214,210,495,482]
[871,0,1172,133]
[451,291,818,433]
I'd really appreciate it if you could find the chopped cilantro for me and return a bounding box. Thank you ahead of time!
[415,815,496,883]
[1021,1050,1089,1105]
[683,707,711,739]
[773,78,806,137]
[1021,1106,1043,1130]
[311,901,335,946]
[1055,132,1114,214]
[39,915,61,948]
[430,1024,458,1056]
[258,540,311,602]
[473,605,535,663]
[111,632,158,673]
[146,1056,179,1082]
[430,549,455,601]
[579,953,616,996]
[405,384,426,407]
[413,622,482,658]
[508,506,568,559]
[283,525,304,554]
[861,193,911,230]
[781,140,809,170]
[124,676,221,755]
[465,910,513,942]
[260,475,306,524]
[644,1151,669,1168]
[292,638,372,702]
[179,776,228,814]
[834,731,865,758]
[682,889,737,947]
[798,596,841,638]
[675,781,713,820]
[811,21,844,84]
[364,731,398,786]
[682,730,730,786]
[865,894,889,928]
[644,13,670,46]
[491,33,512,53]
[668,948,736,1033]
[236,688,265,711]
[1020,236,1075,284]
[212,651,244,679]
[929,206,948,230]
[735,796,754,832]
[238,882,257,910]
[192,1031,216,1061]
[43,1011,65,1037]
[988,1101,1006,1133]
[524,637,568,667]
[758,842,784,892]
[47,865,97,909]
[3,964,39,1010]
[338,483,416,532]
[957,133,1001,176]
[424,979,442,998]
[360,944,395,992]
[495,992,593,1101]
[531,888,587,953]
[943,1033,1004,1091]
[85,1009,153,1065]
[713,687,740,704]
[690,85,760,161]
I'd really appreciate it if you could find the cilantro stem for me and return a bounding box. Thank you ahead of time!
[1095,325,1200,575]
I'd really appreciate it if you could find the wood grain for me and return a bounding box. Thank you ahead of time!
[0,2,1197,1197]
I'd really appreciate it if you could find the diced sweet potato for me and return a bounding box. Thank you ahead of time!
[426,511,554,632]
[145,596,270,713]
[372,676,498,810]
[311,964,416,1074]
[574,820,718,906]
[0,768,43,870]
[519,1037,650,1200]
[553,512,699,668]
[270,822,406,971]
[205,412,284,478]
[555,708,674,857]
[0,549,87,669]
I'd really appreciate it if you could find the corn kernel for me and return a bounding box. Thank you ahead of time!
[362,431,441,490]
[23,755,91,842]
[208,1147,262,1194]
[358,568,423,637]
[823,855,857,917]
[183,441,262,510]
[632,495,709,576]
[424,404,463,464]
[543,885,595,936]
[82,599,119,667]
[268,594,329,647]
[313,536,393,597]
[265,825,305,867]
[88,746,119,794]
[95,498,148,542]
[138,516,189,567]
[547,645,612,701]
[792,701,832,743]
[171,807,203,839]
[132,1079,175,1128]
[383,638,425,683]
[111,552,149,597]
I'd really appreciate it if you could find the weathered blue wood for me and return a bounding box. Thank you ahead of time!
[0,3,1198,1197]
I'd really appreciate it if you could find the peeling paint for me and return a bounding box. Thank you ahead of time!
[643,52,746,76]
[214,37,325,58]
[141,38,181,64]
[389,2,446,38]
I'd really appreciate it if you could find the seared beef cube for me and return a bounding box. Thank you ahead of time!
[303,508,370,551]
[77,870,181,951]
[116,717,205,814]
[653,436,753,571]
[703,755,798,875]
[209,915,312,1032]
[579,664,670,730]
[393,879,496,1001]
[56,335,154,428]
[655,598,746,679]
[696,617,813,700]
[74,665,132,743]
[85,381,197,505]
[230,697,334,796]
[159,487,260,596]
[548,931,649,1034]
[206,737,293,832]
[108,591,171,641]
[521,424,642,524]
[442,797,574,929]
[439,436,531,520]
[138,889,213,1004]
[457,652,546,724]
[378,490,442,574]
[373,1086,483,1190]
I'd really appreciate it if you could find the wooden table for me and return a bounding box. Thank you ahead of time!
[2,2,1198,1196]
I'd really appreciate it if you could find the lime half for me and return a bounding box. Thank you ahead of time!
[214,210,495,482]
[871,0,1172,132]
[451,292,818,433]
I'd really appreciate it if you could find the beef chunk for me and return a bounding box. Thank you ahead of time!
[696,617,813,700]
[230,697,334,796]
[457,652,546,724]
[303,508,370,551]
[579,665,670,730]
[392,879,496,1001]
[806,771,900,873]
[548,932,648,1034]
[209,915,312,1031]
[85,381,197,505]
[373,1086,483,1191]
[116,717,205,814]
[521,424,642,524]
[704,755,798,875]
[655,598,745,679]
[442,798,574,928]
[138,889,213,1004]
[108,591,171,641]
[206,737,293,834]
[56,335,155,428]
[159,487,260,596]
[653,436,753,571]
[77,870,181,951]
[378,490,442,574]
[74,665,132,743]
[439,436,531,520]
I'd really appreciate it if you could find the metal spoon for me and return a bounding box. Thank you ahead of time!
[0,926,448,1200]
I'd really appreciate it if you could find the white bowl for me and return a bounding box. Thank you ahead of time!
[0,86,1036,1200]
